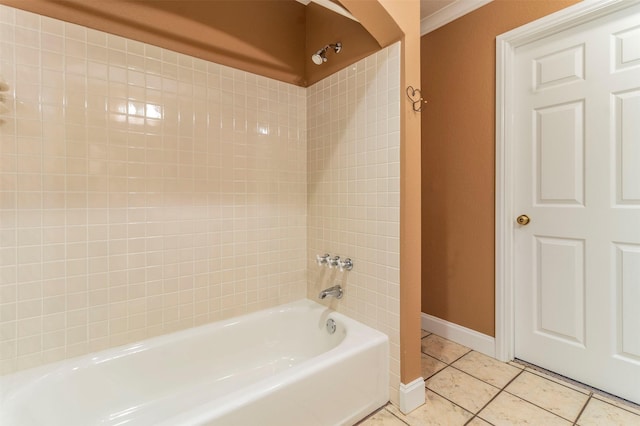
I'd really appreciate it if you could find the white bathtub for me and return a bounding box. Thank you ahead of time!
[0,299,389,426]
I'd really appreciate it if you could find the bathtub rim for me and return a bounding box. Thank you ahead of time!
[0,298,389,411]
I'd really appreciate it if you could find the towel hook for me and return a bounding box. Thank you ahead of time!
[406,86,427,112]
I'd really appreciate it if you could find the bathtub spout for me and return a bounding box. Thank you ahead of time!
[319,285,343,300]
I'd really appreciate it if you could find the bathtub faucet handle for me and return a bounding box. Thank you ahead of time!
[329,255,340,268]
[338,258,353,271]
[316,253,331,265]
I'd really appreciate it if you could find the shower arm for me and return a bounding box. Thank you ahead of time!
[311,42,342,65]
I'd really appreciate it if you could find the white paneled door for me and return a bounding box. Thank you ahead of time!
[513,2,640,404]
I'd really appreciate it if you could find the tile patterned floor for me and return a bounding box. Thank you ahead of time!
[360,331,640,426]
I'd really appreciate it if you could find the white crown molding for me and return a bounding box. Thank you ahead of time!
[296,0,359,21]
[421,0,493,36]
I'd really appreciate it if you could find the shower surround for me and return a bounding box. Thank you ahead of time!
[307,47,401,400]
[0,5,401,403]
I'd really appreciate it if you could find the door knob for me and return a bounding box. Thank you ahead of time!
[516,215,530,225]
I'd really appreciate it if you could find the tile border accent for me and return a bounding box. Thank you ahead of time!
[399,376,426,414]
[421,313,495,358]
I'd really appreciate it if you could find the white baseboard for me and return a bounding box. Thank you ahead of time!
[421,313,495,358]
[398,377,425,414]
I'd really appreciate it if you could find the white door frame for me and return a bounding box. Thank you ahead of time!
[494,0,640,362]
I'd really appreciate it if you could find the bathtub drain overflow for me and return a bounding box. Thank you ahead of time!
[326,318,336,334]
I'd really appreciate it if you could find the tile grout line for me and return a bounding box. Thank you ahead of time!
[572,393,593,425]
[507,368,640,422]
[448,349,473,365]
[423,387,476,422]
[420,347,503,425]
[519,362,596,396]
[448,363,508,391]
[499,387,588,424]
[421,333,472,366]
[488,368,590,424]
[516,359,640,413]
[451,363,580,425]
[435,345,588,423]
[382,407,411,426]
[420,347,472,367]
[356,404,408,426]
[422,349,508,423]
[592,397,640,417]
[423,334,640,423]
[421,345,496,424]
[462,367,526,425]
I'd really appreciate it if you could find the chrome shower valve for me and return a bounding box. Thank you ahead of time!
[316,253,331,265]
[338,258,353,271]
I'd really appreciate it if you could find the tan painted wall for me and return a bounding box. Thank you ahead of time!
[420,0,581,337]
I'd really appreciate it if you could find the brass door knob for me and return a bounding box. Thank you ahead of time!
[516,215,530,225]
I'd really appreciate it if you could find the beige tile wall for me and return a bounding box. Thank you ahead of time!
[0,6,307,374]
[306,44,401,404]
[0,6,401,401]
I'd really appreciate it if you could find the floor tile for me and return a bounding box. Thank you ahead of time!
[425,366,499,413]
[420,353,447,380]
[421,334,470,364]
[505,370,590,421]
[358,407,408,426]
[407,333,640,426]
[508,361,526,370]
[523,366,590,395]
[386,390,473,426]
[466,417,492,425]
[452,351,521,388]
[478,392,572,426]
[577,397,640,425]
[593,394,640,416]
[421,330,430,338]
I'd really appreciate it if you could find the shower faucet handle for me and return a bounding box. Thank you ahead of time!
[329,255,340,268]
[338,258,353,271]
[316,253,331,265]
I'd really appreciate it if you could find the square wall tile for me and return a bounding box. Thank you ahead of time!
[0,4,306,374]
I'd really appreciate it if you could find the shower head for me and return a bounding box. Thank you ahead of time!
[312,50,327,65]
[311,42,342,65]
